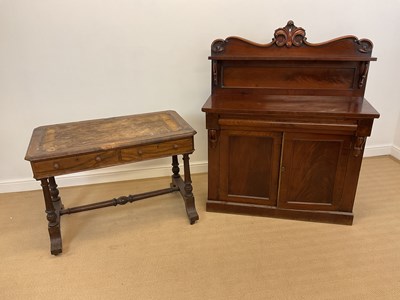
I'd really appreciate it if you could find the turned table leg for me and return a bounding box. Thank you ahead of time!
[49,177,64,211]
[171,154,199,224]
[40,178,62,255]
[171,155,180,180]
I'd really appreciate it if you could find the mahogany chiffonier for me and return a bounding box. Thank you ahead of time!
[202,21,379,225]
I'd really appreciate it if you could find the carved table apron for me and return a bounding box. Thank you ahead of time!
[25,110,199,255]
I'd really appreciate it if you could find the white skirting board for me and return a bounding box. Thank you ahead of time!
[363,144,393,158]
[1,144,398,194]
[390,145,400,160]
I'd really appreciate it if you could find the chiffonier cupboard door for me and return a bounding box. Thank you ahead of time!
[278,133,352,211]
[219,130,282,206]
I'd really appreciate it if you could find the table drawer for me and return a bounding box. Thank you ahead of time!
[31,150,118,178]
[120,138,194,162]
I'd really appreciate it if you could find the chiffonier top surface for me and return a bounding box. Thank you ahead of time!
[25,110,196,162]
[202,94,380,119]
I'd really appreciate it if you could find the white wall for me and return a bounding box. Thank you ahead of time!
[1,0,399,192]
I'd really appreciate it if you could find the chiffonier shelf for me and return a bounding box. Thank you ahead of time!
[202,21,379,225]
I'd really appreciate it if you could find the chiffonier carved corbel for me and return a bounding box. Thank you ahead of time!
[202,21,379,225]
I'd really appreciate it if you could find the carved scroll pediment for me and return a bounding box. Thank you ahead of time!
[210,20,374,58]
[273,20,306,47]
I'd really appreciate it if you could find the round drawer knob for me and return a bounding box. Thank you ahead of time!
[138,150,143,155]
[95,156,102,162]
[53,163,60,170]
[173,144,179,149]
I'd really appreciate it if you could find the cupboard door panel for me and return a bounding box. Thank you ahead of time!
[279,133,351,210]
[220,130,282,205]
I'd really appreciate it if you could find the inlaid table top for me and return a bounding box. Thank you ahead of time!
[26,110,196,161]
[25,110,196,179]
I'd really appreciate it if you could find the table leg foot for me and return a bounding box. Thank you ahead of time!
[49,226,62,255]
[41,178,63,255]
[185,196,200,225]
[171,154,199,224]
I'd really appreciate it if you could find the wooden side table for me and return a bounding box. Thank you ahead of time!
[25,110,199,255]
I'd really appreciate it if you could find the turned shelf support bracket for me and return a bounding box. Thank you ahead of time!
[209,129,218,149]
[359,61,370,88]
[353,136,367,157]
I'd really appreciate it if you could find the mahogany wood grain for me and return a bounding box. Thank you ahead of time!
[219,130,281,206]
[278,133,352,211]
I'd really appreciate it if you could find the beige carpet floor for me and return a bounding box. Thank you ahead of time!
[1,156,399,299]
